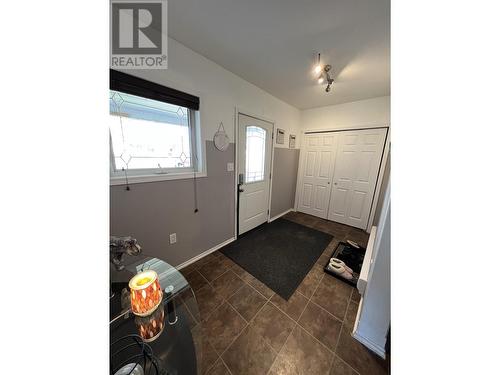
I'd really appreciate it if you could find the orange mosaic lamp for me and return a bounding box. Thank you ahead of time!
[129,270,163,317]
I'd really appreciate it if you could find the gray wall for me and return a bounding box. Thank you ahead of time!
[110,142,300,267]
[270,148,300,218]
[110,141,235,266]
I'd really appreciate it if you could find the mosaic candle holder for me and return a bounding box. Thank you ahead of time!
[129,270,163,317]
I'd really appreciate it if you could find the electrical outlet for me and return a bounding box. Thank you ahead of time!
[169,233,177,244]
[227,162,234,172]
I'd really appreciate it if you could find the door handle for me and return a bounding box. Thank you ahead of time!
[238,184,244,193]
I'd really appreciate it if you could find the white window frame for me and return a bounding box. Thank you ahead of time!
[109,97,206,185]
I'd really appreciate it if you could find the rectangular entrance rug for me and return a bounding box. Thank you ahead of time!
[221,218,333,300]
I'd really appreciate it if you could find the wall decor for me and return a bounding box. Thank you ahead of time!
[276,128,285,145]
[213,122,230,151]
[289,134,296,149]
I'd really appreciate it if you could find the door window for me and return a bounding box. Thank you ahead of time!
[245,126,266,182]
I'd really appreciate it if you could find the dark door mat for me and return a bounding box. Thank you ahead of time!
[324,241,366,287]
[221,218,333,300]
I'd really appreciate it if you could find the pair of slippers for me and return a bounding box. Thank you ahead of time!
[327,258,354,280]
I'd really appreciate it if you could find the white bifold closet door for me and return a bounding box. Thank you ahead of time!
[328,128,387,229]
[297,128,387,230]
[296,134,338,218]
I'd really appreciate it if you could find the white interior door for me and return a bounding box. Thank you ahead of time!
[328,128,387,229]
[297,134,337,219]
[237,114,273,235]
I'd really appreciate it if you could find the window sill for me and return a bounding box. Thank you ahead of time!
[110,171,207,186]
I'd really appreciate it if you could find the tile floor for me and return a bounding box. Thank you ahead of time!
[180,212,388,375]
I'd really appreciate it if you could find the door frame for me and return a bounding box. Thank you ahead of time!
[233,107,275,237]
[366,127,390,232]
[294,125,390,233]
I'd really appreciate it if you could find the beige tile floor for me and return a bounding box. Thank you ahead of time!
[180,212,389,375]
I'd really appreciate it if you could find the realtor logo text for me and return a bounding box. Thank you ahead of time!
[110,0,168,69]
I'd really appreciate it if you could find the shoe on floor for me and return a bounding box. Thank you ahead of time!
[330,258,354,274]
[347,240,360,249]
[327,262,353,280]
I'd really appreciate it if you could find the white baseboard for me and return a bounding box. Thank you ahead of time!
[269,208,294,222]
[175,237,236,270]
[352,297,386,359]
[352,330,386,359]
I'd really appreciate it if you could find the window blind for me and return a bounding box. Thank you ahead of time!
[110,69,200,111]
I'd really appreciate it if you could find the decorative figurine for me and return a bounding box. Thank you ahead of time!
[110,236,142,271]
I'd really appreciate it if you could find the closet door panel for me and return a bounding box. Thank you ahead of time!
[328,128,387,229]
[297,134,337,219]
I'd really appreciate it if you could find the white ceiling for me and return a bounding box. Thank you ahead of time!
[169,0,390,110]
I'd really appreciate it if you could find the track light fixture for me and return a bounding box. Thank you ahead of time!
[313,53,334,93]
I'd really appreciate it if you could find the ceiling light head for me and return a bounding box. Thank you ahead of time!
[313,53,322,74]
[312,53,334,93]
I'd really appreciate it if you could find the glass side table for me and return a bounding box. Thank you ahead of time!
[110,256,201,375]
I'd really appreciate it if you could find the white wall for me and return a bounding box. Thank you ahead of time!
[353,180,390,358]
[300,96,390,131]
[121,38,301,148]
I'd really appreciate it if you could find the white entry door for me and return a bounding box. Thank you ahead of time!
[237,114,273,235]
[297,134,338,219]
[328,128,387,229]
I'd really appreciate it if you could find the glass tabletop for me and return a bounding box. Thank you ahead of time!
[110,255,201,375]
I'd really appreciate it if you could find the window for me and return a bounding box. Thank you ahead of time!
[110,91,193,170]
[109,70,202,183]
[245,126,266,182]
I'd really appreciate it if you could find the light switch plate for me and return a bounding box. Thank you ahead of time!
[227,162,234,172]
[169,233,177,244]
